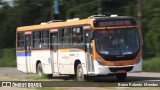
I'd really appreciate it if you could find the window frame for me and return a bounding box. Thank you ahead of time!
[17,32,25,50]
[58,25,84,49]
[32,29,49,50]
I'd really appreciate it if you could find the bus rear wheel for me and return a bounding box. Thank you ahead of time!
[76,64,84,81]
[116,73,127,81]
[69,75,76,79]
[37,63,43,77]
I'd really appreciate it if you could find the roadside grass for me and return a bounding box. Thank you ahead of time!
[0,48,16,67]
[0,74,20,80]
[143,56,160,72]
[24,75,117,88]
[35,87,160,90]
[25,75,49,80]
[24,75,68,81]
[35,88,62,90]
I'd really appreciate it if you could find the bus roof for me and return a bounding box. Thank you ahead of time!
[17,19,93,32]
[17,16,135,32]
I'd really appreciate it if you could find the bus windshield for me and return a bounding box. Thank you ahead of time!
[95,28,140,57]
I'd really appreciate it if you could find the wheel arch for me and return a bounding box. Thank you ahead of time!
[36,60,41,73]
[74,59,81,75]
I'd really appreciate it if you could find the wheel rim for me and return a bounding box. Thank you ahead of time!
[38,67,42,76]
[77,66,83,80]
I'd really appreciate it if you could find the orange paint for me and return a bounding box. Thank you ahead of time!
[17,19,93,32]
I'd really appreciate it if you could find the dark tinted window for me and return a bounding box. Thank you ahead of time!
[17,32,25,50]
[32,30,49,49]
[72,27,83,45]
[42,30,49,48]
[59,27,83,47]
[95,28,140,60]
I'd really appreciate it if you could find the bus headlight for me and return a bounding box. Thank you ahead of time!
[136,56,142,64]
[96,58,105,66]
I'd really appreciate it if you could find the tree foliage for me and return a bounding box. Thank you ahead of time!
[0,0,159,58]
[142,0,160,56]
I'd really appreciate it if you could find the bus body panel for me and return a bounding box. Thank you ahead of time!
[17,51,53,74]
[93,59,142,75]
[130,57,142,72]
[58,49,87,74]
[16,51,32,73]
[31,51,52,74]
[17,56,27,73]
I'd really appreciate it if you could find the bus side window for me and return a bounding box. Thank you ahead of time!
[76,28,81,43]
[72,27,83,46]
[42,30,49,49]
[72,27,77,45]
[32,31,41,49]
[60,28,72,47]
[17,32,25,50]
[66,28,72,45]
[61,28,64,46]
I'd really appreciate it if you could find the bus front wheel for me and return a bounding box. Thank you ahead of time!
[76,64,84,81]
[37,63,43,77]
[116,73,127,81]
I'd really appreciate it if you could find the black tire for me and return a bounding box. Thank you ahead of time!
[47,74,53,79]
[76,64,85,81]
[116,73,127,81]
[69,75,76,79]
[37,63,43,77]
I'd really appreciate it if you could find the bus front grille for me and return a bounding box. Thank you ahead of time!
[109,66,133,72]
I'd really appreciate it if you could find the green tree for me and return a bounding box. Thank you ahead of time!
[0,0,159,58]
[143,0,160,56]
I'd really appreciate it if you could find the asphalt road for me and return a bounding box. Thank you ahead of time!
[0,68,36,78]
[0,68,160,82]
[0,68,160,90]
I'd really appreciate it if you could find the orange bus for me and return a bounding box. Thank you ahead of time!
[16,15,142,81]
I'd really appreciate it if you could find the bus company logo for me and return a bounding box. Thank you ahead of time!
[2,82,12,87]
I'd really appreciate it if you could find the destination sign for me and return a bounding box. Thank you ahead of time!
[94,19,136,27]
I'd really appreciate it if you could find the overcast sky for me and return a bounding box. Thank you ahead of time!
[2,0,13,1]
[2,0,13,6]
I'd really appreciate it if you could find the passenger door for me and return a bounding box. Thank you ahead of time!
[50,32,59,74]
[25,34,32,73]
[85,30,94,74]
